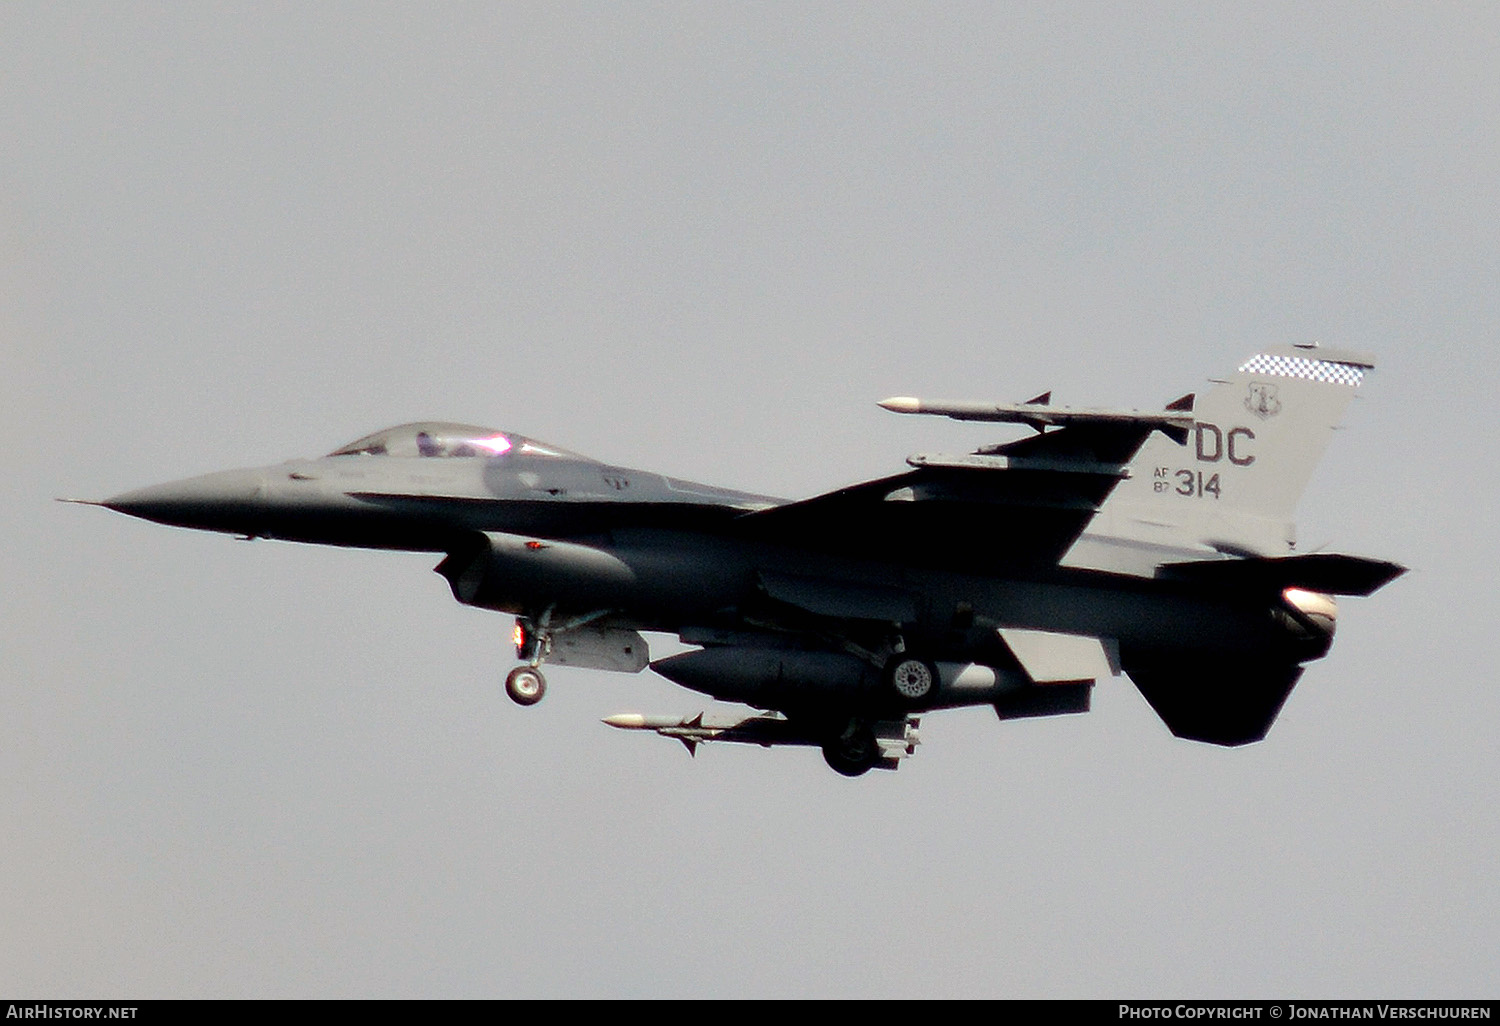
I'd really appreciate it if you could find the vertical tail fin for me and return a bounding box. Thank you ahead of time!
[1065,344,1374,573]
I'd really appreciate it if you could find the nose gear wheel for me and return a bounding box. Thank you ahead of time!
[505,665,546,706]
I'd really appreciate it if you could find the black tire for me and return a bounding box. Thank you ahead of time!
[821,722,879,777]
[885,655,939,704]
[505,666,547,706]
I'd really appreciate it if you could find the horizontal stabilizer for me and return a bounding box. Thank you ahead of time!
[1157,553,1406,597]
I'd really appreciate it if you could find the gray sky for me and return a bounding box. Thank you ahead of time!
[3,3,1496,998]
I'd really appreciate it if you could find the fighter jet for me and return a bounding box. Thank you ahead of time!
[79,344,1403,775]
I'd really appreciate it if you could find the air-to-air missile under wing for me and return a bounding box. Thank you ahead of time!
[81,344,1403,775]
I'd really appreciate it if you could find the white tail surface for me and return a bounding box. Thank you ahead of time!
[1064,344,1373,576]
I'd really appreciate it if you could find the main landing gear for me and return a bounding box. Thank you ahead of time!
[884,653,939,705]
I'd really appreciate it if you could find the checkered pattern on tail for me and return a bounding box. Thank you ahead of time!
[1237,354,1365,387]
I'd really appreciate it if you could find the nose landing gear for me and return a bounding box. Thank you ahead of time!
[503,608,615,706]
[505,614,551,706]
[504,664,546,705]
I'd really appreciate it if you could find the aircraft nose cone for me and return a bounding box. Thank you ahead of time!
[103,468,267,533]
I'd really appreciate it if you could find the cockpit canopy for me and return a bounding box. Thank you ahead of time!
[328,422,582,460]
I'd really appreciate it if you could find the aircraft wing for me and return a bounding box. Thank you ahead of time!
[733,466,1105,571]
[736,400,1189,571]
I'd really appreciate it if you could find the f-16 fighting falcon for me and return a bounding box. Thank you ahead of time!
[77,344,1403,775]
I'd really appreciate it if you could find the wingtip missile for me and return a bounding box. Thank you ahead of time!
[875,396,1197,439]
[603,713,679,730]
